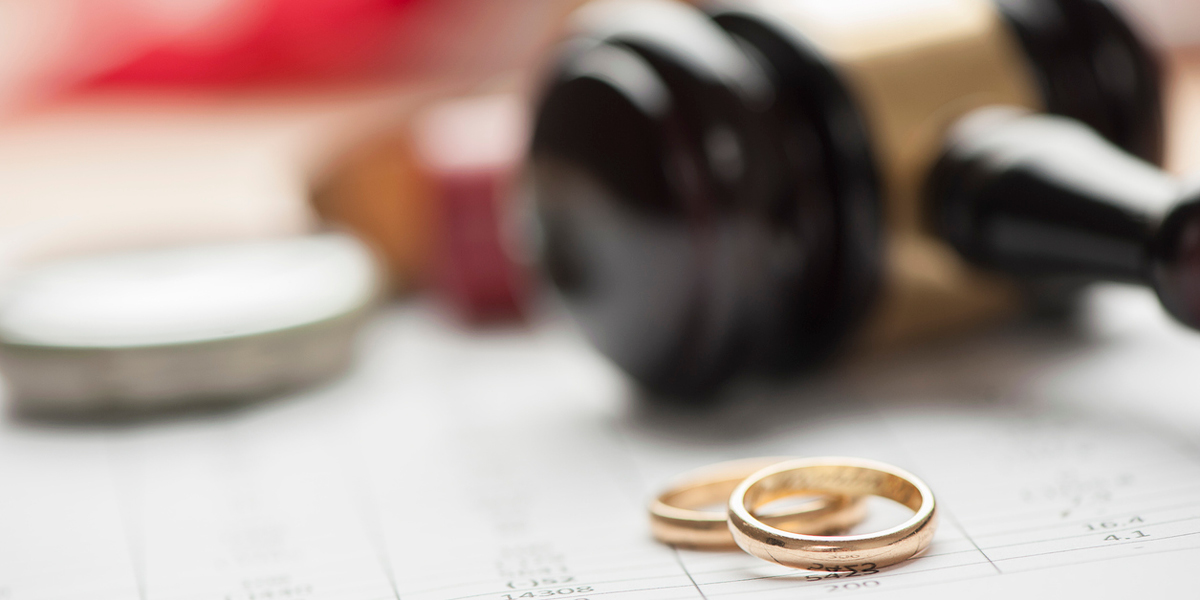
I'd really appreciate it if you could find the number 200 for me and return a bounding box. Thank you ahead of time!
[826,581,880,592]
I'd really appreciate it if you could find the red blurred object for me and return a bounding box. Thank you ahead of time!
[437,171,530,323]
[0,0,584,117]
[92,0,422,86]
[414,94,531,324]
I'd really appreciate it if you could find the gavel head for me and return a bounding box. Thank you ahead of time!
[526,0,1163,398]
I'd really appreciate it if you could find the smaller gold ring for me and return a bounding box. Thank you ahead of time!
[650,457,867,550]
[728,457,937,570]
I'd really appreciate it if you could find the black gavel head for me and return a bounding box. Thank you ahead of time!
[530,0,883,396]
[527,0,1163,397]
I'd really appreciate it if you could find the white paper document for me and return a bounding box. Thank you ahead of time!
[1,285,1199,600]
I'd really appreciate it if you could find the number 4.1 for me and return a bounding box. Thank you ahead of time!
[1104,530,1148,541]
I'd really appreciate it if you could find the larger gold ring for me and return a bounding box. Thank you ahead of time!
[728,457,937,570]
[650,457,866,550]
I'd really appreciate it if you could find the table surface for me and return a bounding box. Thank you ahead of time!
[2,282,1200,599]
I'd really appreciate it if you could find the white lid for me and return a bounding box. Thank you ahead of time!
[0,233,378,349]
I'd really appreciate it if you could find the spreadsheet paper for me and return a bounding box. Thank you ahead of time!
[1,285,1198,600]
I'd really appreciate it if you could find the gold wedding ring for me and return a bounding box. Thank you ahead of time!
[728,457,937,570]
[650,457,866,550]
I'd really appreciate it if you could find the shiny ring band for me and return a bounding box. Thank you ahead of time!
[728,457,937,569]
[650,457,867,550]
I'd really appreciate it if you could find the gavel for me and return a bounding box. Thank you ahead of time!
[527,0,1183,397]
[933,107,1200,333]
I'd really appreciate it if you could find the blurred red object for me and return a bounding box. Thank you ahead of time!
[93,0,422,86]
[0,0,584,117]
[414,94,531,324]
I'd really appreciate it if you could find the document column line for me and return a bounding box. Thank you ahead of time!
[869,402,1002,575]
[671,548,709,600]
[107,440,147,600]
[942,509,1002,575]
[333,431,404,600]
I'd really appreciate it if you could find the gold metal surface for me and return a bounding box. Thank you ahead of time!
[749,0,1043,349]
[728,457,937,570]
[762,0,1041,230]
[650,457,867,550]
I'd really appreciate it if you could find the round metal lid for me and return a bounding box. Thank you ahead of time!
[0,233,380,414]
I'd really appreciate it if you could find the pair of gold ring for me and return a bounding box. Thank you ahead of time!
[649,457,937,571]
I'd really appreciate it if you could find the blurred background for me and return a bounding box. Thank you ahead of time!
[0,1,1199,597]
[0,0,582,282]
[0,0,597,413]
[0,0,1196,410]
